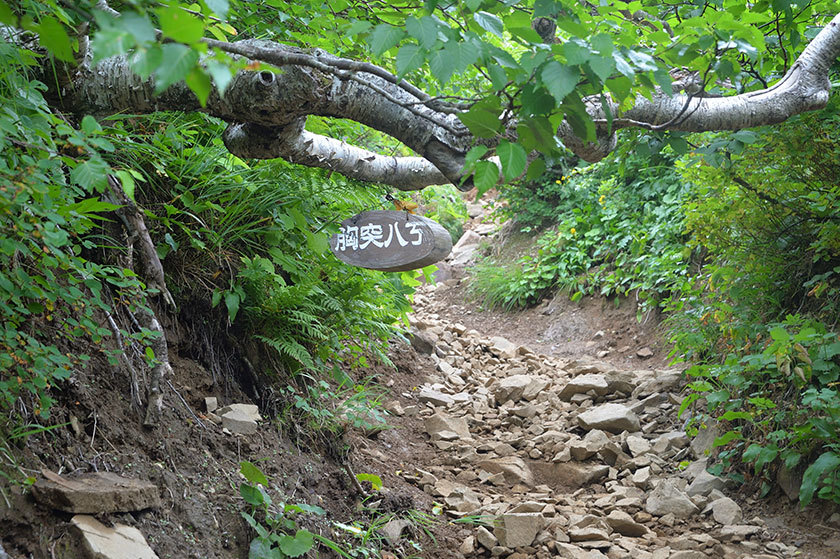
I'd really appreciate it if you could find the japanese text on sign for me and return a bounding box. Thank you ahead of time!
[334,221,424,252]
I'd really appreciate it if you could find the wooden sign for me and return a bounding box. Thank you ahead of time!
[329,210,452,272]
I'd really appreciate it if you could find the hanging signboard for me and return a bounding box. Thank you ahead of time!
[329,210,452,272]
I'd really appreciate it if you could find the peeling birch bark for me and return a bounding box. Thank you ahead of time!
[106,175,175,427]
[57,14,840,182]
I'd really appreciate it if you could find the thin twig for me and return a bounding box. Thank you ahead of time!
[166,380,209,430]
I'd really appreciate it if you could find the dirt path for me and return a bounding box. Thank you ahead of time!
[361,205,840,559]
[364,278,837,559]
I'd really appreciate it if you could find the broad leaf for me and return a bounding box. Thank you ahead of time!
[37,16,75,63]
[240,461,269,486]
[473,11,503,37]
[542,61,578,104]
[368,24,405,56]
[239,483,264,506]
[473,160,498,195]
[497,140,527,182]
[406,16,439,49]
[396,44,425,76]
[154,44,199,94]
[157,5,205,43]
[457,100,501,138]
[800,451,840,506]
[279,530,314,558]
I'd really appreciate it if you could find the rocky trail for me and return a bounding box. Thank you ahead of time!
[3,206,839,559]
[363,204,838,559]
[381,287,795,559]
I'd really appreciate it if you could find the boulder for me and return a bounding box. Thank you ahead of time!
[489,336,517,359]
[605,510,648,537]
[645,479,699,518]
[418,388,455,407]
[424,413,471,440]
[493,375,532,403]
[33,471,160,514]
[71,515,159,559]
[686,470,727,496]
[577,403,641,434]
[476,456,534,486]
[705,497,742,525]
[494,513,543,548]
[558,374,609,401]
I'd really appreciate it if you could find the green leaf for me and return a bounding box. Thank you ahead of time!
[473,11,504,37]
[203,0,229,19]
[406,16,439,49]
[368,24,405,56]
[155,44,199,94]
[279,530,314,558]
[0,1,15,25]
[525,157,546,180]
[81,115,102,135]
[225,290,240,322]
[541,61,578,104]
[240,461,270,486]
[120,11,156,44]
[462,145,489,170]
[70,159,109,191]
[355,472,383,490]
[713,430,741,447]
[446,41,480,73]
[429,48,456,84]
[496,140,527,182]
[800,451,840,506]
[129,46,163,79]
[186,67,212,106]
[206,59,234,96]
[157,5,205,43]
[473,160,498,196]
[457,99,501,138]
[37,16,75,63]
[396,44,425,76]
[248,538,274,559]
[240,483,264,506]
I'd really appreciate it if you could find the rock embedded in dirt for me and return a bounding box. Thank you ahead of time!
[492,374,533,403]
[605,510,649,537]
[409,328,437,354]
[32,471,160,514]
[488,336,517,359]
[645,479,699,518]
[569,429,610,461]
[705,497,743,525]
[379,518,411,546]
[636,347,654,359]
[71,515,159,559]
[425,412,471,440]
[558,374,609,401]
[475,525,498,549]
[494,512,544,547]
[204,396,217,413]
[577,403,641,434]
[477,456,534,487]
[220,408,259,435]
[418,387,455,407]
[686,470,727,496]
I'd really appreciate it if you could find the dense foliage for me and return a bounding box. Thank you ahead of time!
[471,97,840,506]
[1,0,840,511]
[471,144,693,313]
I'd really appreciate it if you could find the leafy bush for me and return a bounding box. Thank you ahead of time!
[107,113,414,373]
[420,184,469,243]
[669,99,840,505]
[0,40,149,419]
[472,146,694,312]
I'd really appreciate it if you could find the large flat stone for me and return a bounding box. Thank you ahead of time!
[476,456,534,486]
[645,479,699,518]
[558,374,609,401]
[33,471,159,514]
[425,413,471,440]
[492,375,532,403]
[577,403,641,434]
[71,515,159,559]
[494,513,543,547]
